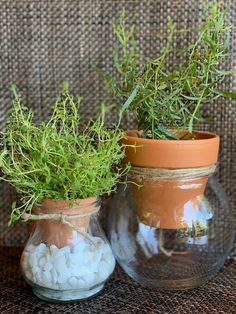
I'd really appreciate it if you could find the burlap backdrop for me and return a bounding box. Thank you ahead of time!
[0,1,235,256]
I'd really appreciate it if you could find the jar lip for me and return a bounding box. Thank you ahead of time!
[34,196,100,214]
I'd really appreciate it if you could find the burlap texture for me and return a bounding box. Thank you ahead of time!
[0,0,235,258]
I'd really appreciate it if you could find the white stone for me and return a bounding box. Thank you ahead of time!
[38,256,47,269]
[85,271,95,287]
[59,246,71,255]
[83,250,94,265]
[43,262,53,272]
[70,265,88,278]
[45,253,52,264]
[36,243,47,254]
[49,244,58,258]
[72,241,88,255]
[68,276,78,288]
[93,248,103,264]
[41,270,52,287]
[98,261,112,282]
[32,265,41,274]
[51,268,58,285]
[103,252,116,269]
[77,278,86,289]
[67,253,79,267]
[28,252,39,268]
[34,271,42,284]
[57,271,68,284]
[89,261,99,273]
[102,246,115,266]
[53,255,67,273]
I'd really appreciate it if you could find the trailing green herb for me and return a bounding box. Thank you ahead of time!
[0,85,130,224]
[101,3,236,139]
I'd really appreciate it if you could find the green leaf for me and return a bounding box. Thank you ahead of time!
[0,150,8,166]
[215,69,236,76]
[156,125,177,140]
[121,87,137,112]
[158,83,167,90]
[216,89,236,99]
[11,201,16,209]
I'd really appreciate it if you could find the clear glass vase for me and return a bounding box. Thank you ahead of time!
[108,172,235,290]
[21,197,115,302]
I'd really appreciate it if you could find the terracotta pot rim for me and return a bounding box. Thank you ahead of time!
[124,129,219,144]
[34,196,99,214]
[122,129,220,168]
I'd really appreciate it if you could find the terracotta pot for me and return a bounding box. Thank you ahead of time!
[121,130,219,229]
[33,197,98,248]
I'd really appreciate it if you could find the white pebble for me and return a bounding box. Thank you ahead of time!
[28,252,39,268]
[93,249,103,264]
[98,261,112,282]
[89,261,99,273]
[53,255,67,273]
[67,253,79,267]
[34,271,42,284]
[36,243,47,254]
[41,270,52,286]
[68,276,78,288]
[38,256,47,269]
[50,244,58,256]
[51,268,58,285]
[77,278,86,288]
[70,265,88,278]
[32,265,41,274]
[85,271,95,287]
[83,250,94,264]
[57,272,67,284]
[72,241,88,255]
[59,246,71,255]
[43,262,53,272]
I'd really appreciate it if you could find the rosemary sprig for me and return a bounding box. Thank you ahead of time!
[100,3,236,139]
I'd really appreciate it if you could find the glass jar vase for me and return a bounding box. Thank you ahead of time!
[21,197,115,302]
[108,172,234,290]
[108,130,235,290]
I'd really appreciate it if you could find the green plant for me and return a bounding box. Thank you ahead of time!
[101,3,236,139]
[0,85,130,224]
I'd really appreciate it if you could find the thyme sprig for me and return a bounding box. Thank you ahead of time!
[0,85,130,224]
